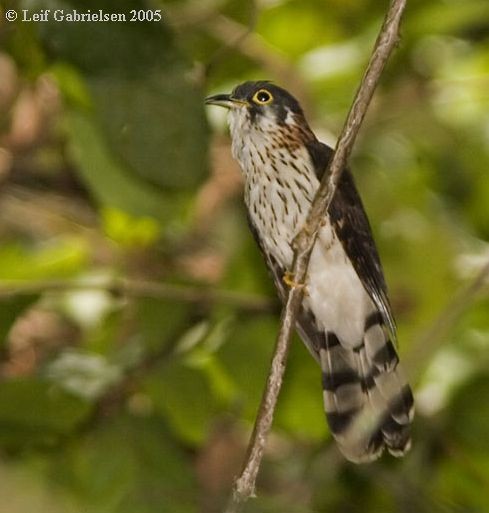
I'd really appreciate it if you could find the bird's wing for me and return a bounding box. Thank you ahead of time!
[246,138,395,344]
[306,141,396,338]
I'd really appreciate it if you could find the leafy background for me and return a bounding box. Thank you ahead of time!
[0,0,488,511]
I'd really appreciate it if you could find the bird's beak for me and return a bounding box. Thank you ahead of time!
[205,94,248,109]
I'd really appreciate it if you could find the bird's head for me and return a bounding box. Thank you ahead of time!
[206,81,313,144]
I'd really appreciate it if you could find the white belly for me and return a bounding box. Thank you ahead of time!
[304,223,372,347]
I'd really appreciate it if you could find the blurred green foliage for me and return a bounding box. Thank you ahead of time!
[0,0,488,511]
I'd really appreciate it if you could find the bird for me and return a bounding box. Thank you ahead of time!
[205,81,414,463]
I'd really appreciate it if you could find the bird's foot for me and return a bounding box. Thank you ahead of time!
[282,271,307,293]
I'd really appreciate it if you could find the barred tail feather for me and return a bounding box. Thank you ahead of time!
[320,313,414,463]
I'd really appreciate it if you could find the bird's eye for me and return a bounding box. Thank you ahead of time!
[252,89,273,105]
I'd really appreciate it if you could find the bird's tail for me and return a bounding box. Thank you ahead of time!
[320,312,414,463]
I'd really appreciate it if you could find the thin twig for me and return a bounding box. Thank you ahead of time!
[0,278,277,314]
[406,259,489,382]
[225,1,408,511]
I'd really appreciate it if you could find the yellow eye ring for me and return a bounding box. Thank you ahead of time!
[252,89,273,105]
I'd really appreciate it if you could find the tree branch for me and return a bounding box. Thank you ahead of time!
[0,278,277,314]
[225,1,408,511]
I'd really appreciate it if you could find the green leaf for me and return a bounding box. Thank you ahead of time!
[218,315,278,419]
[66,110,190,227]
[101,207,160,247]
[408,1,489,36]
[0,379,91,448]
[144,359,219,445]
[53,416,197,513]
[29,0,209,226]
[135,297,191,353]
[448,373,489,453]
[276,336,327,441]
[89,74,208,191]
[0,239,89,280]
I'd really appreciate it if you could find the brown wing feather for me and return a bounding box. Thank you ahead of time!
[306,141,396,337]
